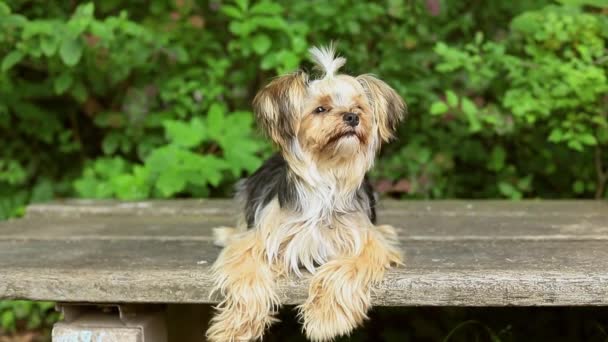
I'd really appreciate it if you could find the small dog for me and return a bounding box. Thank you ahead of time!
[207,44,406,342]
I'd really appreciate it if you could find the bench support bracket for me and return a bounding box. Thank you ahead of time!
[52,304,167,342]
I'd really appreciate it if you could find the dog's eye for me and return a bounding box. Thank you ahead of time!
[314,106,326,113]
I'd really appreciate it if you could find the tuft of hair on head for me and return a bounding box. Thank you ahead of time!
[308,43,346,79]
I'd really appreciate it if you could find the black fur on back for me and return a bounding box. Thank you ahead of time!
[359,176,377,224]
[240,154,297,228]
[239,153,377,228]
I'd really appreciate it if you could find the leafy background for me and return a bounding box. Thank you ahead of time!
[1,0,607,340]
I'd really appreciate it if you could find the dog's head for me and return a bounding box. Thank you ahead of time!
[253,44,406,170]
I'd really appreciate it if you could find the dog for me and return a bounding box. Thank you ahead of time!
[206,44,406,342]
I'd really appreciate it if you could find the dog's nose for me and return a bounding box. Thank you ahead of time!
[343,112,359,127]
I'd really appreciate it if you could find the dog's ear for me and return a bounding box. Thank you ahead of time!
[356,74,406,143]
[253,71,308,149]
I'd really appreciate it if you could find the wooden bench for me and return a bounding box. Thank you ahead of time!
[1,200,607,341]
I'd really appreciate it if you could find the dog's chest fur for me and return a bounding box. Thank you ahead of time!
[238,154,376,276]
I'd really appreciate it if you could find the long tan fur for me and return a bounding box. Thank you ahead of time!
[207,230,280,342]
[298,223,402,341]
[207,44,406,341]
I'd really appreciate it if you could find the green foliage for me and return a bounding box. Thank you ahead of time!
[0,0,280,218]
[0,301,59,334]
[427,3,608,199]
[73,103,267,199]
[1,0,606,219]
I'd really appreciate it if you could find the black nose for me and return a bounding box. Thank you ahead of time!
[343,112,359,127]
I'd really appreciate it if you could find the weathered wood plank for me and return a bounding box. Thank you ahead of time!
[1,238,608,306]
[2,216,608,241]
[25,199,608,218]
[3,202,608,241]
[2,200,607,306]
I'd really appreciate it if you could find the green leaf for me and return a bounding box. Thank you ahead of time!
[41,35,59,56]
[73,174,99,198]
[144,146,177,175]
[101,133,121,155]
[59,37,84,66]
[430,101,448,115]
[235,0,249,11]
[474,31,484,44]
[71,81,88,103]
[277,51,300,73]
[251,16,286,30]
[0,2,11,15]
[196,155,229,186]
[0,160,27,185]
[573,180,585,194]
[487,146,506,171]
[54,72,73,94]
[260,53,277,70]
[221,5,243,19]
[206,103,225,139]
[548,129,563,142]
[461,97,481,132]
[74,2,95,17]
[498,182,522,199]
[252,34,272,55]
[517,175,532,191]
[579,133,597,146]
[37,302,56,311]
[30,180,54,203]
[250,1,283,15]
[1,311,16,331]
[567,140,584,151]
[163,118,206,148]
[112,171,149,200]
[446,90,458,107]
[228,21,245,35]
[93,157,127,177]
[1,50,24,71]
[156,168,186,197]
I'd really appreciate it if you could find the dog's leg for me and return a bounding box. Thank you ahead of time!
[298,229,402,341]
[207,231,279,342]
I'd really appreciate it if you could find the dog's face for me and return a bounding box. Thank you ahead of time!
[298,75,374,159]
[253,46,406,168]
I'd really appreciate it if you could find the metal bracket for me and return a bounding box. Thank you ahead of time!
[52,303,167,342]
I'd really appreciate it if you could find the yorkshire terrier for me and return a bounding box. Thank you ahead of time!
[207,44,406,342]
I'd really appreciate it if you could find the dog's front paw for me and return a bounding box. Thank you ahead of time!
[298,260,370,341]
[206,319,255,342]
[207,301,278,342]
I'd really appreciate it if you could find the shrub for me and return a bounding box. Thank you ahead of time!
[3,0,606,220]
[0,301,58,335]
[428,2,608,199]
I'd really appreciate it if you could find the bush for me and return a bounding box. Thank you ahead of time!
[0,301,58,336]
[428,2,608,199]
[1,0,607,221]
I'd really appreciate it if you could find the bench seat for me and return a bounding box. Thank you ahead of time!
[2,199,607,307]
